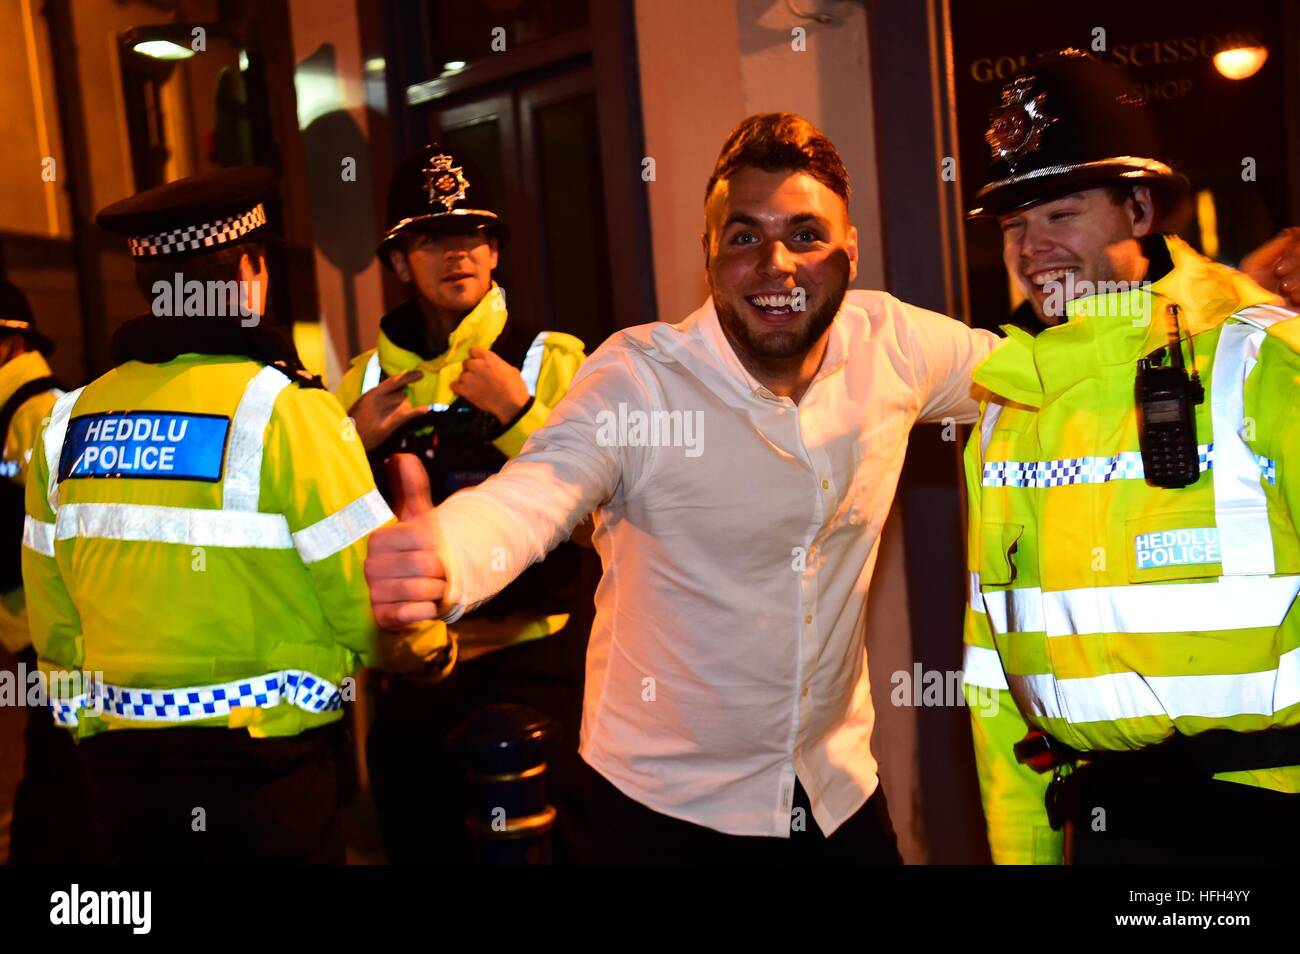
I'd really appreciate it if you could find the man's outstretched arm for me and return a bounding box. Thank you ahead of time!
[366,342,652,628]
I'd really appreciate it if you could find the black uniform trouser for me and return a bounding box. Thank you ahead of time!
[367,624,589,864]
[1065,765,1300,864]
[79,723,345,864]
[8,648,99,864]
[573,764,902,865]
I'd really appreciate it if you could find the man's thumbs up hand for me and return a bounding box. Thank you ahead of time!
[387,451,434,520]
[366,453,447,630]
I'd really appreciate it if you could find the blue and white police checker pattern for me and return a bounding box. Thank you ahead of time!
[982,444,1276,488]
[50,669,343,728]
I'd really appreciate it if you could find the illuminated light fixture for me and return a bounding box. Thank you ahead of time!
[239,50,249,71]
[1213,45,1268,80]
[131,39,195,60]
[123,22,235,63]
[443,60,467,72]
[364,57,386,72]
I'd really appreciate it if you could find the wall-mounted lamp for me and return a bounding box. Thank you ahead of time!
[1213,45,1269,80]
[130,39,195,61]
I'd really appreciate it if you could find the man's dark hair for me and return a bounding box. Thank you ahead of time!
[132,240,267,299]
[1102,182,1167,230]
[705,112,850,207]
[1104,183,1137,207]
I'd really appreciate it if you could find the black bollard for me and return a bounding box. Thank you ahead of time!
[449,704,557,864]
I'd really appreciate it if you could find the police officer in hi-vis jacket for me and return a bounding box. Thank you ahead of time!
[336,145,592,864]
[961,51,1300,865]
[22,167,448,863]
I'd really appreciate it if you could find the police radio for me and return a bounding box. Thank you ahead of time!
[1135,303,1204,489]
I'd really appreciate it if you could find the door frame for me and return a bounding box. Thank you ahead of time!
[377,0,655,336]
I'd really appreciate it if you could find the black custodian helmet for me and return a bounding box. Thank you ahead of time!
[377,144,509,263]
[0,279,54,355]
[969,49,1189,225]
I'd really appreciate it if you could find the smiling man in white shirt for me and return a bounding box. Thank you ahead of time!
[366,112,1000,863]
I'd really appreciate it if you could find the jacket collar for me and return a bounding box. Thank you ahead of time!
[0,350,54,407]
[973,234,1281,408]
[374,283,508,407]
[376,283,507,374]
[111,314,322,387]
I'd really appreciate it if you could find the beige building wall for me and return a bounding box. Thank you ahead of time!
[0,0,80,379]
[0,0,70,239]
[634,0,887,324]
[634,0,926,863]
[287,0,387,388]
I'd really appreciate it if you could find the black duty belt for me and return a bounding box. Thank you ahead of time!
[1014,726,1300,830]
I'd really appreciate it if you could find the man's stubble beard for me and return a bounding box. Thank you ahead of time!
[711,270,849,366]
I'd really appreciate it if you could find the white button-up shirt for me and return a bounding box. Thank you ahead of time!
[437,289,1000,836]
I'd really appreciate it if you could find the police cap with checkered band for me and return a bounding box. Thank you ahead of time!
[96,166,275,260]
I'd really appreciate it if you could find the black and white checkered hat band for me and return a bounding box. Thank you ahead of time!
[127,202,267,258]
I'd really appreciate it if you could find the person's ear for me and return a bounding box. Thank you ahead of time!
[239,251,268,283]
[0,335,22,365]
[388,248,413,283]
[846,223,859,283]
[1130,186,1156,238]
[238,252,269,317]
[487,236,499,273]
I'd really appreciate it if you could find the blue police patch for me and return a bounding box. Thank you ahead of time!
[58,412,230,482]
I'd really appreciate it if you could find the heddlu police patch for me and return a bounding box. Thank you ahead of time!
[1134,527,1221,569]
[58,412,230,482]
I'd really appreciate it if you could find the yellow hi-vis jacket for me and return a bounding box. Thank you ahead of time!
[0,350,60,653]
[335,283,586,660]
[961,235,1300,864]
[22,353,400,739]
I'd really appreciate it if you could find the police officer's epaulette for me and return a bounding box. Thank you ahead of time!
[1266,313,1300,355]
[541,331,585,353]
[271,360,325,390]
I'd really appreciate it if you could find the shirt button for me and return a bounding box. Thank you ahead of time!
[804,614,813,625]
[801,686,810,698]
[821,479,830,490]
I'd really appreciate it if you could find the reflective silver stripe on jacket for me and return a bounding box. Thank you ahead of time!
[1006,646,1300,723]
[1212,305,1293,575]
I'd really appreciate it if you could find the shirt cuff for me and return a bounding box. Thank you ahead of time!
[436,521,468,623]
[490,397,548,459]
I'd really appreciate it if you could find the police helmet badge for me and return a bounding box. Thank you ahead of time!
[424,153,469,212]
[984,75,1058,172]
[378,144,509,260]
